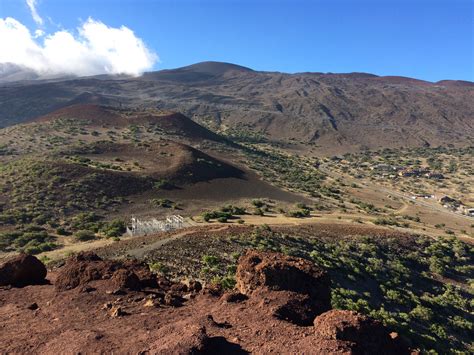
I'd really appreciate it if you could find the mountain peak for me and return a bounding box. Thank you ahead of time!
[141,61,253,82]
[179,61,254,75]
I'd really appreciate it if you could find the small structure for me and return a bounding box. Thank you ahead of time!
[370,164,400,172]
[425,172,444,180]
[126,215,186,236]
[439,196,460,206]
[439,196,464,212]
[398,168,429,177]
[415,194,434,199]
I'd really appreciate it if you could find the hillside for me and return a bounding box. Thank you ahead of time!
[1,64,473,354]
[34,104,227,143]
[0,104,312,255]
[1,225,472,353]
[0,62,472,153]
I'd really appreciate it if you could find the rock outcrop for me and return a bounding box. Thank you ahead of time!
[0,249,412,353]
[55,252,155,291]
[0,254,47,287]
[144,323,210,354]
[236,250,331,325]
[312,309,409,354]
[236,250,331,297]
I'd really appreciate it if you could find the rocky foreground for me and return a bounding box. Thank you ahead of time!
[0,251,415,354]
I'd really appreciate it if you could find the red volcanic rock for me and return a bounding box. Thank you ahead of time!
[55,252,155,291]
[143,316,244,354]
[110,269,141,291]
[143,323,210,354]
[0,249,416,353]
[0,254,47,287]
[313,309,410,354]
[236,250,330,297]
[272,291,321,326]
[55,253,113,291]
[122,259,158,288]
[221,291,248,303]
[236,250,331,325]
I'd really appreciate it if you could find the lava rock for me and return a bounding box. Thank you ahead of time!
[313,309,410,354]
[236,250,330,300]
[221,291,248,303]
[110,269,141,291]
[0,254,47,287]
[236,250,331,325]
[55,252,156,291]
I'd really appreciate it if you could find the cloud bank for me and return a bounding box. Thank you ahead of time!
[0,17,158,77]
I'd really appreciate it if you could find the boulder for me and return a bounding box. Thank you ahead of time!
[110,269,141,291]
[313,309,410,354]
[236,250,330,300]
[221,291,248,303]
[143,323,210,354]
[236,250,331,325]
[55,252,155,291]
[272,291,322,326]
[122,259,158,288]
[0,254,47,287]
[55,253,114,291]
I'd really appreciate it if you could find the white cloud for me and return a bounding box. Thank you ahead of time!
[0,17,158,77]
[26,0,43,26]
[34,29,44,38]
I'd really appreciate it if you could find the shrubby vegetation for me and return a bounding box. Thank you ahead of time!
[242,146,330,196]
[0,159,152,226]
[221,126,268,143]
[286,203,312,218]
[0,209,127,253]
[331,146,473,200]
[201,253,238,290]
[192,227,473,353]
[0,225,58,254]
[0,157,148,252]
[150,198,176,209]
[202,205,246,222]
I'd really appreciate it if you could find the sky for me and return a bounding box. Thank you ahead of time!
[0,0,472,81]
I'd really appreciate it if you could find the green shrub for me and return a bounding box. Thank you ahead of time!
[217,275,236,290]
[101,219,126,237]
[252,199,265,208]
[150,198,174,208]
[56,227,71,236]
[287,208,311,218]
[202,255,220,267]
[74,230,96,242]
[148,262,169,274]
[153,179,173,190]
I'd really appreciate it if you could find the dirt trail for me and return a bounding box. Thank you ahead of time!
[37,237,123,261]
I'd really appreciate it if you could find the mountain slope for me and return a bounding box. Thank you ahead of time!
[0,61,473,153]
[33,104,228,143]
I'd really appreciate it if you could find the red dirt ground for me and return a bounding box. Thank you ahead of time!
[0,250,412,354]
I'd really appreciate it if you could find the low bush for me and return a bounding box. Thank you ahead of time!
[74,230,96,242]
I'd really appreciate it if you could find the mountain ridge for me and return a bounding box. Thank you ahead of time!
[1,61,473,154]
[2,60,472,85]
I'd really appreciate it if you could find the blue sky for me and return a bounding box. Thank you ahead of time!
[0,0,472,81]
